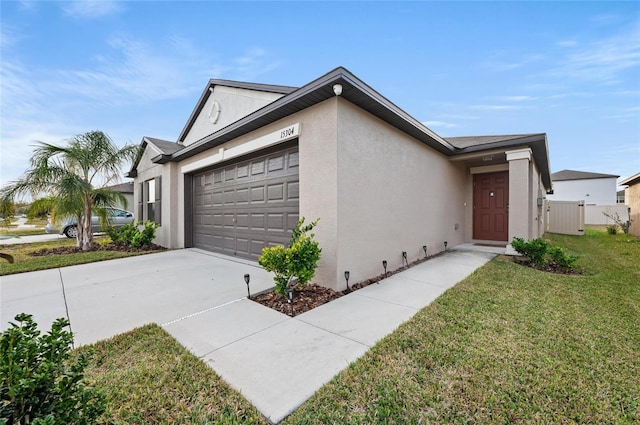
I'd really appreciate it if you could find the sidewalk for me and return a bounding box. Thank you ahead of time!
[1,246,497,424]
[163,248,497,423]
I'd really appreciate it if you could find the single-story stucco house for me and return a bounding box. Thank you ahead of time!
[126,67,552,291]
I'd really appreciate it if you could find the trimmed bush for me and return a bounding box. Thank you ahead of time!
[511,237,549,267]
[0,314,105,424]
[259,218,321,296]
[107,221,159,248]
[511,237,581,271]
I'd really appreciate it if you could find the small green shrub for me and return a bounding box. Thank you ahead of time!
[511,237,581,271]
[606,224,619,235]
[547,246,581,271]
[602,211,629,234]
[511,237,549,267]
[0,313,105,424]
[107,221,159,248]
[259,217,322,296]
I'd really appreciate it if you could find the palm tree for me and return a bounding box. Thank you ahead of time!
[1,131,138,251]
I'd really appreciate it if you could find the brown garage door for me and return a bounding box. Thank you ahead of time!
[192,146,299,260]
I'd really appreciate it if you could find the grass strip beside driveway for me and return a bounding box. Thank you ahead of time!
[0,238,155,276]
[80,324,267,424]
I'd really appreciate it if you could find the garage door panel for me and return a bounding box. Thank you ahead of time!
[236,188,249,204]
[288,181,299,200]
[268,156,284,172]
[267,184,284,201]
[236,213,249,229]
[193,145,299,260]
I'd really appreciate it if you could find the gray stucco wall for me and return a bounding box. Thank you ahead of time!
[331,99,467,290]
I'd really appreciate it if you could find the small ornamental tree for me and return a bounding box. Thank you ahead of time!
[259,218,321,296]
[0,314,105,425]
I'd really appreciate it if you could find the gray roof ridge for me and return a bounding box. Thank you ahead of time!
[172,66,457,160]
[551,169,620,180]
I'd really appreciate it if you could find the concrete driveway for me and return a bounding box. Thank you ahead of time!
[1,246,498,423]
[1,249,274,345]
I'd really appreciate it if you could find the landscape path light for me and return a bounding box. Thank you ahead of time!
[344,270,351,293]
[382,260,388,279]
[244,274,251,298]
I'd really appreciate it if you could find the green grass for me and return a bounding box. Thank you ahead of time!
[0,238,155,276]
[80,324,267,424]
[0,227,48,237]
[283,231,640,424]
[70,230,639,424]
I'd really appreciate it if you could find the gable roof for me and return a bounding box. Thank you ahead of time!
[128,67,552,188]
[126,137,184,177]
[552,169,619,181]
[177,80,297,143]
[620,172,640,186]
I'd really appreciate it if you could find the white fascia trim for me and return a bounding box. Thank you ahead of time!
[180,123,301,174]
[506,148,532,162]
[469,164,509,174]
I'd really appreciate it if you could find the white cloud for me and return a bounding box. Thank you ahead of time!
[549,24,640,85]
[0,33,284,187]
[61,0,123,19]
[469,104,524,111]
[422,120,458,129]
[494,96,538,102]
[556,40,577,47]
[482,53,545,72]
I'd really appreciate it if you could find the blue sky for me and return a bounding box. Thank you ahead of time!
[1,1,639,193]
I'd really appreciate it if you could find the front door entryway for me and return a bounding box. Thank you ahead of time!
[473,171,509,241]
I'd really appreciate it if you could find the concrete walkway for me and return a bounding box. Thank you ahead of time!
[1,247,497,424]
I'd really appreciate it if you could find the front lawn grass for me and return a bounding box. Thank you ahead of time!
[0,238,154,276]
[69,230,638,423]
[80,324,267,424]
[284,231,640,424]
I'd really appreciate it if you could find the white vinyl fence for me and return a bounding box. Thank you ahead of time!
[546,200,585,235]
[584,204,630,225]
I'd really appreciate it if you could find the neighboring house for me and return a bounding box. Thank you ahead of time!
[547,169,619,205]
[126,67,552,291]
[617,190,625,204]
[105,182,134,212]
[620,172,640,237]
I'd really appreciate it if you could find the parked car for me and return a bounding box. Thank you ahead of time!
[45,207,134,238]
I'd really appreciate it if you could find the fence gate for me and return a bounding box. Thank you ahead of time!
[546,200,585,235]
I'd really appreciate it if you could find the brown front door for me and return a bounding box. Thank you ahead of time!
[473,171,509,241]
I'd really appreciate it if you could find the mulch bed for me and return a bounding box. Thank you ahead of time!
[512,256,582,275]
[29,243,166,256]
[252,252,445,316]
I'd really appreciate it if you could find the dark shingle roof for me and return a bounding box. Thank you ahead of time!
[552,169,619,181]
[145,137,183,155]
[128,67,553,189]
[106,182,134,193]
